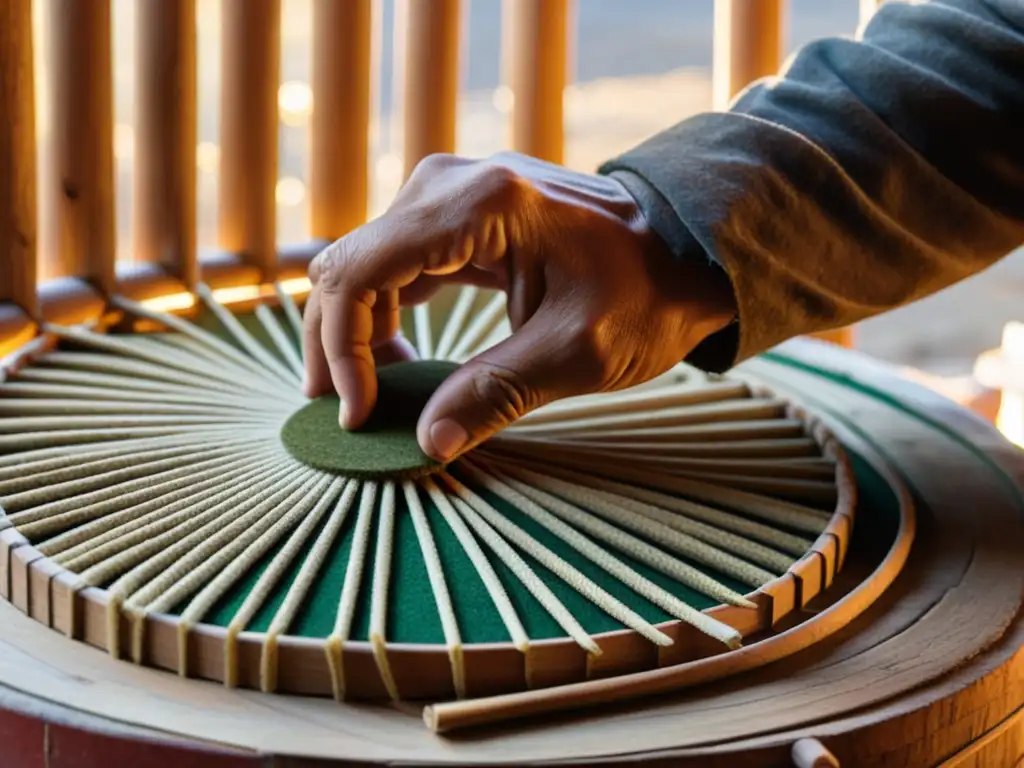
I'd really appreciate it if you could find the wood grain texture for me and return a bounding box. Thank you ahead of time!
[133,0,198,287]
[219,0,281,278]
[503,0,570,164]
[42,0,116,293]
[0,0,37,316]
[310,0,373,240]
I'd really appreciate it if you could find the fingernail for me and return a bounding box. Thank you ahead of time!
[429,419,468,462]
[338,398,349,429]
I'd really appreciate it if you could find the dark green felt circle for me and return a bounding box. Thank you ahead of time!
[281,360,460,479]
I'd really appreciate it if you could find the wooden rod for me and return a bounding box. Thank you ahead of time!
[219,0,281,279]
[712,0,784,110]
[44,0,116,294]
[401,0,460,179]
[503,0,570,165]
[712,0,854,349]
[310,0,372,241]
[0,0,37,315]
[133,0,198,288]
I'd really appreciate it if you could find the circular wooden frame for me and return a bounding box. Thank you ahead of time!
[0,302,858,703]
[3,338,1016,767]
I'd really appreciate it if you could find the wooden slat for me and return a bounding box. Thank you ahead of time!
[712,0,784,110]
[133,0,198,288]
[310,0,372,241]
[503,0,570,164]
[0,0,37,316]
[401,0,460,179]
[219,0,281,279]
[44,0,116,294]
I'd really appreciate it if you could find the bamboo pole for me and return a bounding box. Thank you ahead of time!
[44,0,116,294]
[712,0,784,111]
[401,0,460,180]
[219,0,281,279]
[712,0,853,348]
[503,0,570,165]
[310,0,372,241]
[133,0,197,288]
[0,0,37,315]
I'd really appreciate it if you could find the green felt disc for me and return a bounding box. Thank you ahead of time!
[280,360,460,479]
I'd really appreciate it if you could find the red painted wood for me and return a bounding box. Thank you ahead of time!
[0,706,45,768]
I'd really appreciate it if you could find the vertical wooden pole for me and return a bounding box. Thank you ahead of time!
[0,0,37,316]
[713,0,854,347]
[402,0,460,179]
[44,0,116,294]
[219,0,281,279]
[503,0,570,165]
[860,0,881,28]
[310,0,372,241]
[133,0,197,287]
[712,0,784,110]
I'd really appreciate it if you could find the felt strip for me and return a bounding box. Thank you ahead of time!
[444,473,673,649]
[414,304,434,359]
[21,446,283,543]
[493,463,780,586]
[403,481,466,697]
[511,460,814,557]
[435,287,478,360]
[273,282,306,345]
[326,481,377,700]
[369,482,399,700]
[255,303,306,379]
[422,477,529,652]
[467,461,756,606]
[49,453,290,566]
[253,479,360,692]
[464,464,743,648]
[449,291,506,361]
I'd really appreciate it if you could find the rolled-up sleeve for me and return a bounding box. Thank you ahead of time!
[600,0,1024,372]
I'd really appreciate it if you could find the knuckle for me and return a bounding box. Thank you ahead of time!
[472,363,535,421]
[314,243,350,294]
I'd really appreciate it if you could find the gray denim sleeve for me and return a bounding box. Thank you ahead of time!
[599,0,1024,372]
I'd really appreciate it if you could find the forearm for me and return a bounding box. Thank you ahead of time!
[600,0,1024,371]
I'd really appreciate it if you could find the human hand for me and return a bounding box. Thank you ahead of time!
[303,151,736,463]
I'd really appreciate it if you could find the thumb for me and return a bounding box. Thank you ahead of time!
[416,312,603,462]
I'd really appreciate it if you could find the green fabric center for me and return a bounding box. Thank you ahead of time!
[280,360,460,479]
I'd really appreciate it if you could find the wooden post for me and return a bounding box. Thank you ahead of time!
[503,0,570,165]
[133,0,197,288]
[219,0,281,279]
[402,0,460,179]
[310,0,372,241]
[44,0,116,294]
[712,0,784,110]
[713,0,854,348]
[0,0,37,316]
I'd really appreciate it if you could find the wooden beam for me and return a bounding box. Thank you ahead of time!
[133,0,198,288]
[44,0,116,294]
[503,0,571,164]
[310,0,373,241]
[0,0,37,316]
[219,0,281,279]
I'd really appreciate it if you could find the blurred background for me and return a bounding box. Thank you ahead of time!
[28,0,1024,396]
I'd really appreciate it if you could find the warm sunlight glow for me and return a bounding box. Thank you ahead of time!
[279,81,314,126]
[276,177,307,207]
[975,321,1024,448]
[196,142,221,175]
[139,279,311,314]
[114,123,135,160]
